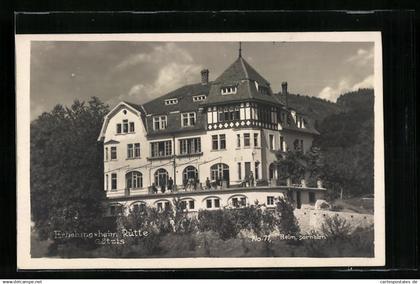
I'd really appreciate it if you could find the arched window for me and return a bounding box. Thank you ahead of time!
[154,199,171,212]
[130,201,146,213]
[210,163,229,182]
[228,194,248,208]
[202,196,221,209]
[126,171,143,189]
[154,168,168,187]
[183,166,198,184]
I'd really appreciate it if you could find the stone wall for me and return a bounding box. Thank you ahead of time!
[294,208,374,234]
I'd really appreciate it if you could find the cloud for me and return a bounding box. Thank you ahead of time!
[113,43,203,104]
[345,48,374,66]
[318,74,374,102]
[114,42,195,71]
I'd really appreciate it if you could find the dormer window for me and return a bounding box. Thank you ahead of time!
[259,86,269,95]
[164,98,178,105]
[221,86,237,95]
[192,95,206,102]
[153,116,167,130]
[181,112,196,127]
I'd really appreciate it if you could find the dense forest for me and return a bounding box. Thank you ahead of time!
[276,88,374,198]
[314,89,374,198]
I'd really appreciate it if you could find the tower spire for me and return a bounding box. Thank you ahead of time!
[239,42,242,58]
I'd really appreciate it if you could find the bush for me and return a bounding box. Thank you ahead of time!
[321,215,352,241]
[275,196,300,237]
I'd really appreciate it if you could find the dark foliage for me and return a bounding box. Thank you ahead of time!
[314,88,374,197]
[30,97,110,248]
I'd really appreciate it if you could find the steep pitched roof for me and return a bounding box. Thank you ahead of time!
[205,56,282,106]
[214,56,270,86]
[142,83,211,115]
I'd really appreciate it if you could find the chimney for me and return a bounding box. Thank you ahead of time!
[281,81,288,107]
[201,69,209,85]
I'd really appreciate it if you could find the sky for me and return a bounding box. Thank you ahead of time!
[30,41,374,120]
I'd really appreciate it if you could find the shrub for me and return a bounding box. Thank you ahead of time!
[275,196,300,237]
[321,215,352,241]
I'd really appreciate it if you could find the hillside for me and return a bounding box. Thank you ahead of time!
[275,92,342,127]
[314,88,374,198]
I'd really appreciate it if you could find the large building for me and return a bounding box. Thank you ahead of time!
[97,48,325,215]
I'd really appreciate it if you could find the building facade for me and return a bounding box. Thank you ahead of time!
[97,52,325,215]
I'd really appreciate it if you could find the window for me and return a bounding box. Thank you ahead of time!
[126,171,143,189]
[309,192,316,204]
[211,134,226,150]
[153,116,167,130]
[127,143,140,158]
[236,134,241,148]
[151,140,172,158]
[232,198,238,207]
[259,86,269,95]
[244,133,250,147]
[189,200,195,209]
[110,146,117,160]
[134,143,140,157]
[240,197,246,206]
[164,98,178,105]
[300,140,304,152]
[221,86,237,95]
[117,120,135,134]
[123,119,129,133]
[105,147,108,161]
[182,166,198,184]
[212,135,218,150]
[131,203,146,213]
[254,133,259,147]
[154,169,169,187]
[179,138,201,155]
[181,112,196,127]
[210,163,229,181]
[267,196,274,206]
[237,162,242,180]
[111,173,117,191]
[293,139,300,151]
[206,199,212,208]
[280,136,284,151]
[127,144,133,159]
[269,163,276,180]
[192,95,206,102]
[217,106,240,122]
[220,134,226,149]
[214,199,220,208]
[255,162,260,180]
[269,134,275,150]
[105,174,109,191]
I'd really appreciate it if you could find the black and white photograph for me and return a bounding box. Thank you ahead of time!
[16,33,384,269]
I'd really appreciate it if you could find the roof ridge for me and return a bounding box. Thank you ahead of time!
[239,57,249,79]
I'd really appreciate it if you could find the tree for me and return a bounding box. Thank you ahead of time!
[276,147,324,187]
[30,97,109,248]
[314,89,374,197]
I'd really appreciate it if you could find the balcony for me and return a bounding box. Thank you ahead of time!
[108,178,326,200]
[147,154,174,161]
